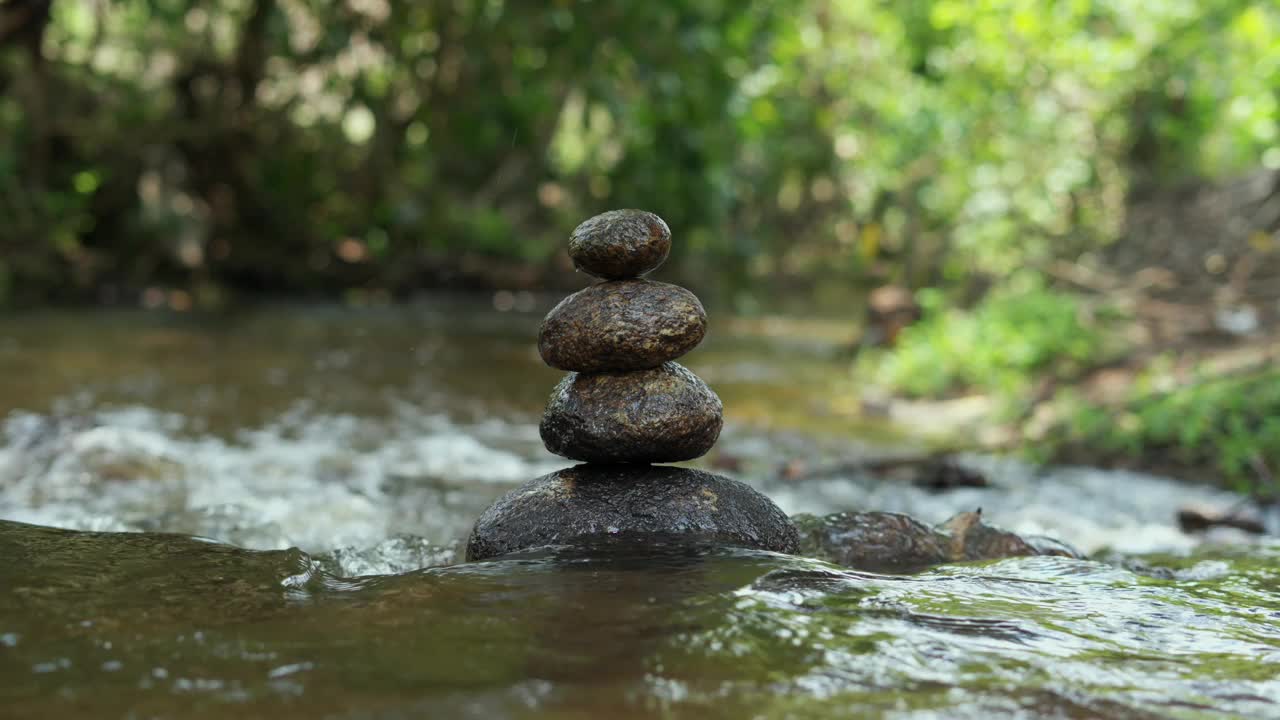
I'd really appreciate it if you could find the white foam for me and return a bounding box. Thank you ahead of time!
[0,408,1239,558]
[0,407,566,552]
[762,453,1244,555]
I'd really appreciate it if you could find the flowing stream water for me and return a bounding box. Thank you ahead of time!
[1,300,1277,719]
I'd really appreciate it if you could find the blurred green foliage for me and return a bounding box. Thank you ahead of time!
[0,0,1278,304]
[1054,367,1280,492]
[857,279,1128,398]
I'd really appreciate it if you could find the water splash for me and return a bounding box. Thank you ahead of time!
[0,406,566,551]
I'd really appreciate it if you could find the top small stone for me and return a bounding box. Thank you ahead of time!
[568,209,671,280]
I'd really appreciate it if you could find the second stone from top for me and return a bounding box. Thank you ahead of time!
[538,279,707,372]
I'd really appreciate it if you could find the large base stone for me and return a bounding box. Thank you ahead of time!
[465,465,800,561]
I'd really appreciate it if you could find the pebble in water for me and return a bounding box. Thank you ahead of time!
[793,510,1082,574]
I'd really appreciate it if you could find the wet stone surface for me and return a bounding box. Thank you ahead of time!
[795,509,1082,573]
[567,209,672,280]
[465,464,800,561]
[538,280,707,372]
[540,362,723,464]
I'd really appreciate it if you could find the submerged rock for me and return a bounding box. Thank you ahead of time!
[540,362,722,464]
[568,209,672,280]
[465,465,800,561]
[1177,503,1269,535]
[936,511,1082,562]
[538,280,707,372]
[796,510,1081,573]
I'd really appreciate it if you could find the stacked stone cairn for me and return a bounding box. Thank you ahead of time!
[466,210,800,561]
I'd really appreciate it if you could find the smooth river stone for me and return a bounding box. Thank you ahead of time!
[568,209,671,280]
[465,465,800,561]
[540,362,723,464]
[538,280,707,372]
[793,510,1082,574]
